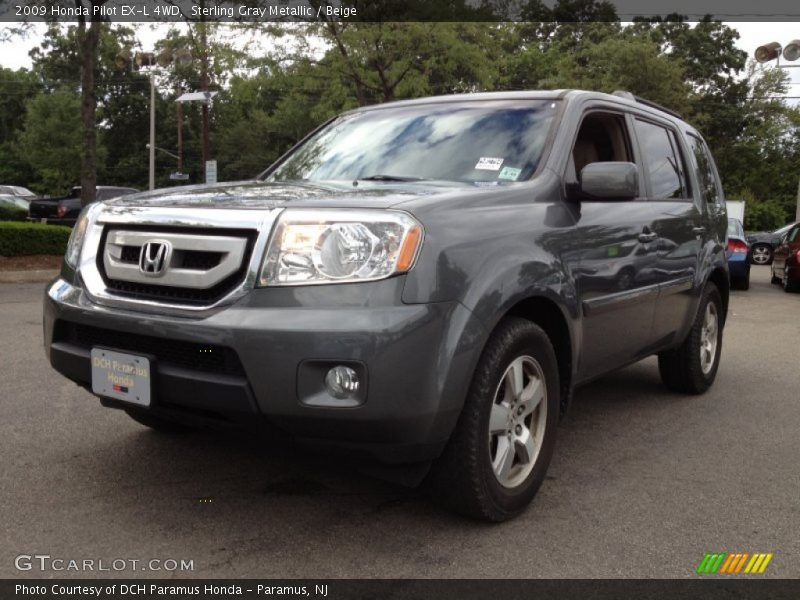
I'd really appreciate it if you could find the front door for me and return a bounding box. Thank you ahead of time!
[565,110,661,381]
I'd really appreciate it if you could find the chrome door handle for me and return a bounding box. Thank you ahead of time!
[693,226,706,236]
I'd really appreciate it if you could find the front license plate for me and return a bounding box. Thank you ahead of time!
[91,348,151,407]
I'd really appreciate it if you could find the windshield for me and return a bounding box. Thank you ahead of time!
[264,100,560,185]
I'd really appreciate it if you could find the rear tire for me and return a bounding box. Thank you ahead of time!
[427,317,559,521]
[783,266,799,293]
[125,410,194,434]
[658,282,723,395]
[733,268,750,290]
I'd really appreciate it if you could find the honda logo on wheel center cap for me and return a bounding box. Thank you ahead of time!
[139,240,172,276]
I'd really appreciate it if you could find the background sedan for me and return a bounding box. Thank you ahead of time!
[771,222,800,293]
[747,221,798,265]
[727,218,750,290]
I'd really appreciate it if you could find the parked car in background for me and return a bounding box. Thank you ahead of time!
[747,221,798,265]
[28,186,139,226]
[726,218,750,290]
[0,185,37,202]
[771,222,800,292]
[0,194,30,220]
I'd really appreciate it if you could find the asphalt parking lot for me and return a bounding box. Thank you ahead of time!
[2,266,798,579]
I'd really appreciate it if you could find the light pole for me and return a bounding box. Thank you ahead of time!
[149,71,155,191]
[754,40,800,222]
[116,49,176,191]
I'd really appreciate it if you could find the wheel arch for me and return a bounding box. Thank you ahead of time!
[500,295,575,417]
[708,266,729,326]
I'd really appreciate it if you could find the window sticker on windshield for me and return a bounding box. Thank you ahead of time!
[498,166,521,181]
[475,157,504,171]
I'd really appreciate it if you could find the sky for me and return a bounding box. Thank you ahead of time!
[0,22,799,97]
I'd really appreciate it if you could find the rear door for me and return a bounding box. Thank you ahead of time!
[632,118,706,345]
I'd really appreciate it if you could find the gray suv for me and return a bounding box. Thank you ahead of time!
[44,90,729,521]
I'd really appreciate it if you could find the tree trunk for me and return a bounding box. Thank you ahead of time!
[78,17,100,208]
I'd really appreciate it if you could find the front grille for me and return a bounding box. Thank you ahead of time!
[97,226,257,306]
[118,245,224,271]
[55,321,246,377]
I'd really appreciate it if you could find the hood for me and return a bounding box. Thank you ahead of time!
[102,180,454,211]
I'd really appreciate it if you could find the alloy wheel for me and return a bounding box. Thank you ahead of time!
[751,245,771,265]
[699,302,718,375]
[488,355,547,489]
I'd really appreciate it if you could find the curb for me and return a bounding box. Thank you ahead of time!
[0,269,59,284]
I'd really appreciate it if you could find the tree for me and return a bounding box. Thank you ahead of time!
[18,89,84,194]
[541,35,690,113]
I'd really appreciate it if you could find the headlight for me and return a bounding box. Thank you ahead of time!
[65,203,102,268]
[259,209,423,286]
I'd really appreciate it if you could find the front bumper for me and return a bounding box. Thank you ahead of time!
[44,277,484,463]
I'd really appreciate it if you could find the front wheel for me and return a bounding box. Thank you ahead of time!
[427,317,559,521]
[658,282,723,394]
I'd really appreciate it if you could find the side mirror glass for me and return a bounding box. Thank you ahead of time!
[579,162,639,200]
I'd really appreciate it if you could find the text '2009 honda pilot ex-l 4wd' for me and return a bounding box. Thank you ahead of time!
[44,90,729,521]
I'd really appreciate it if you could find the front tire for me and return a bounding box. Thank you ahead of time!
[658,282,723,394]
[427,317,559,521]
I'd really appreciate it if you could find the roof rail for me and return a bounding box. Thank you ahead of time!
[611,90,682,119]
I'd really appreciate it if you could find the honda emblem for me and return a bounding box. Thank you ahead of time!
[139,240,172,276]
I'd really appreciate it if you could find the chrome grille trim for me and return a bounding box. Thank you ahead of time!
[103,230,247,289]
[78,206,281,317]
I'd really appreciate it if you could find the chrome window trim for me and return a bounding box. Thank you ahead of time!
[78,206,281,317]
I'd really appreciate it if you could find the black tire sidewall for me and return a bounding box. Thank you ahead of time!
[475,322,560,517]
[693,284,723,389]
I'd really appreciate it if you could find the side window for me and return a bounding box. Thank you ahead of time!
[687,134,722,206]
[569,111,632,183]
[634,119,688,200]
[789,226,800,243]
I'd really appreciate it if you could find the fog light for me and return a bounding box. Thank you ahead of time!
[325,366,360,399]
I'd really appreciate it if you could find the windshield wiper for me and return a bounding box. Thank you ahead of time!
[357,174,427,182]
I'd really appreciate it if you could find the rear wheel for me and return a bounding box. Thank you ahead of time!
[750,244,772,265]
[125,410,194,434]
[427,317,559,521]
[658,282,723,394]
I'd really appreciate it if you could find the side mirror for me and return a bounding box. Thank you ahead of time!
[579,162,639,200]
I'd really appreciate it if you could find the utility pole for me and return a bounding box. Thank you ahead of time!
[149,71,156,191]
[796,176,800,222]
[199,21,210,182]
[177,99,183,174]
